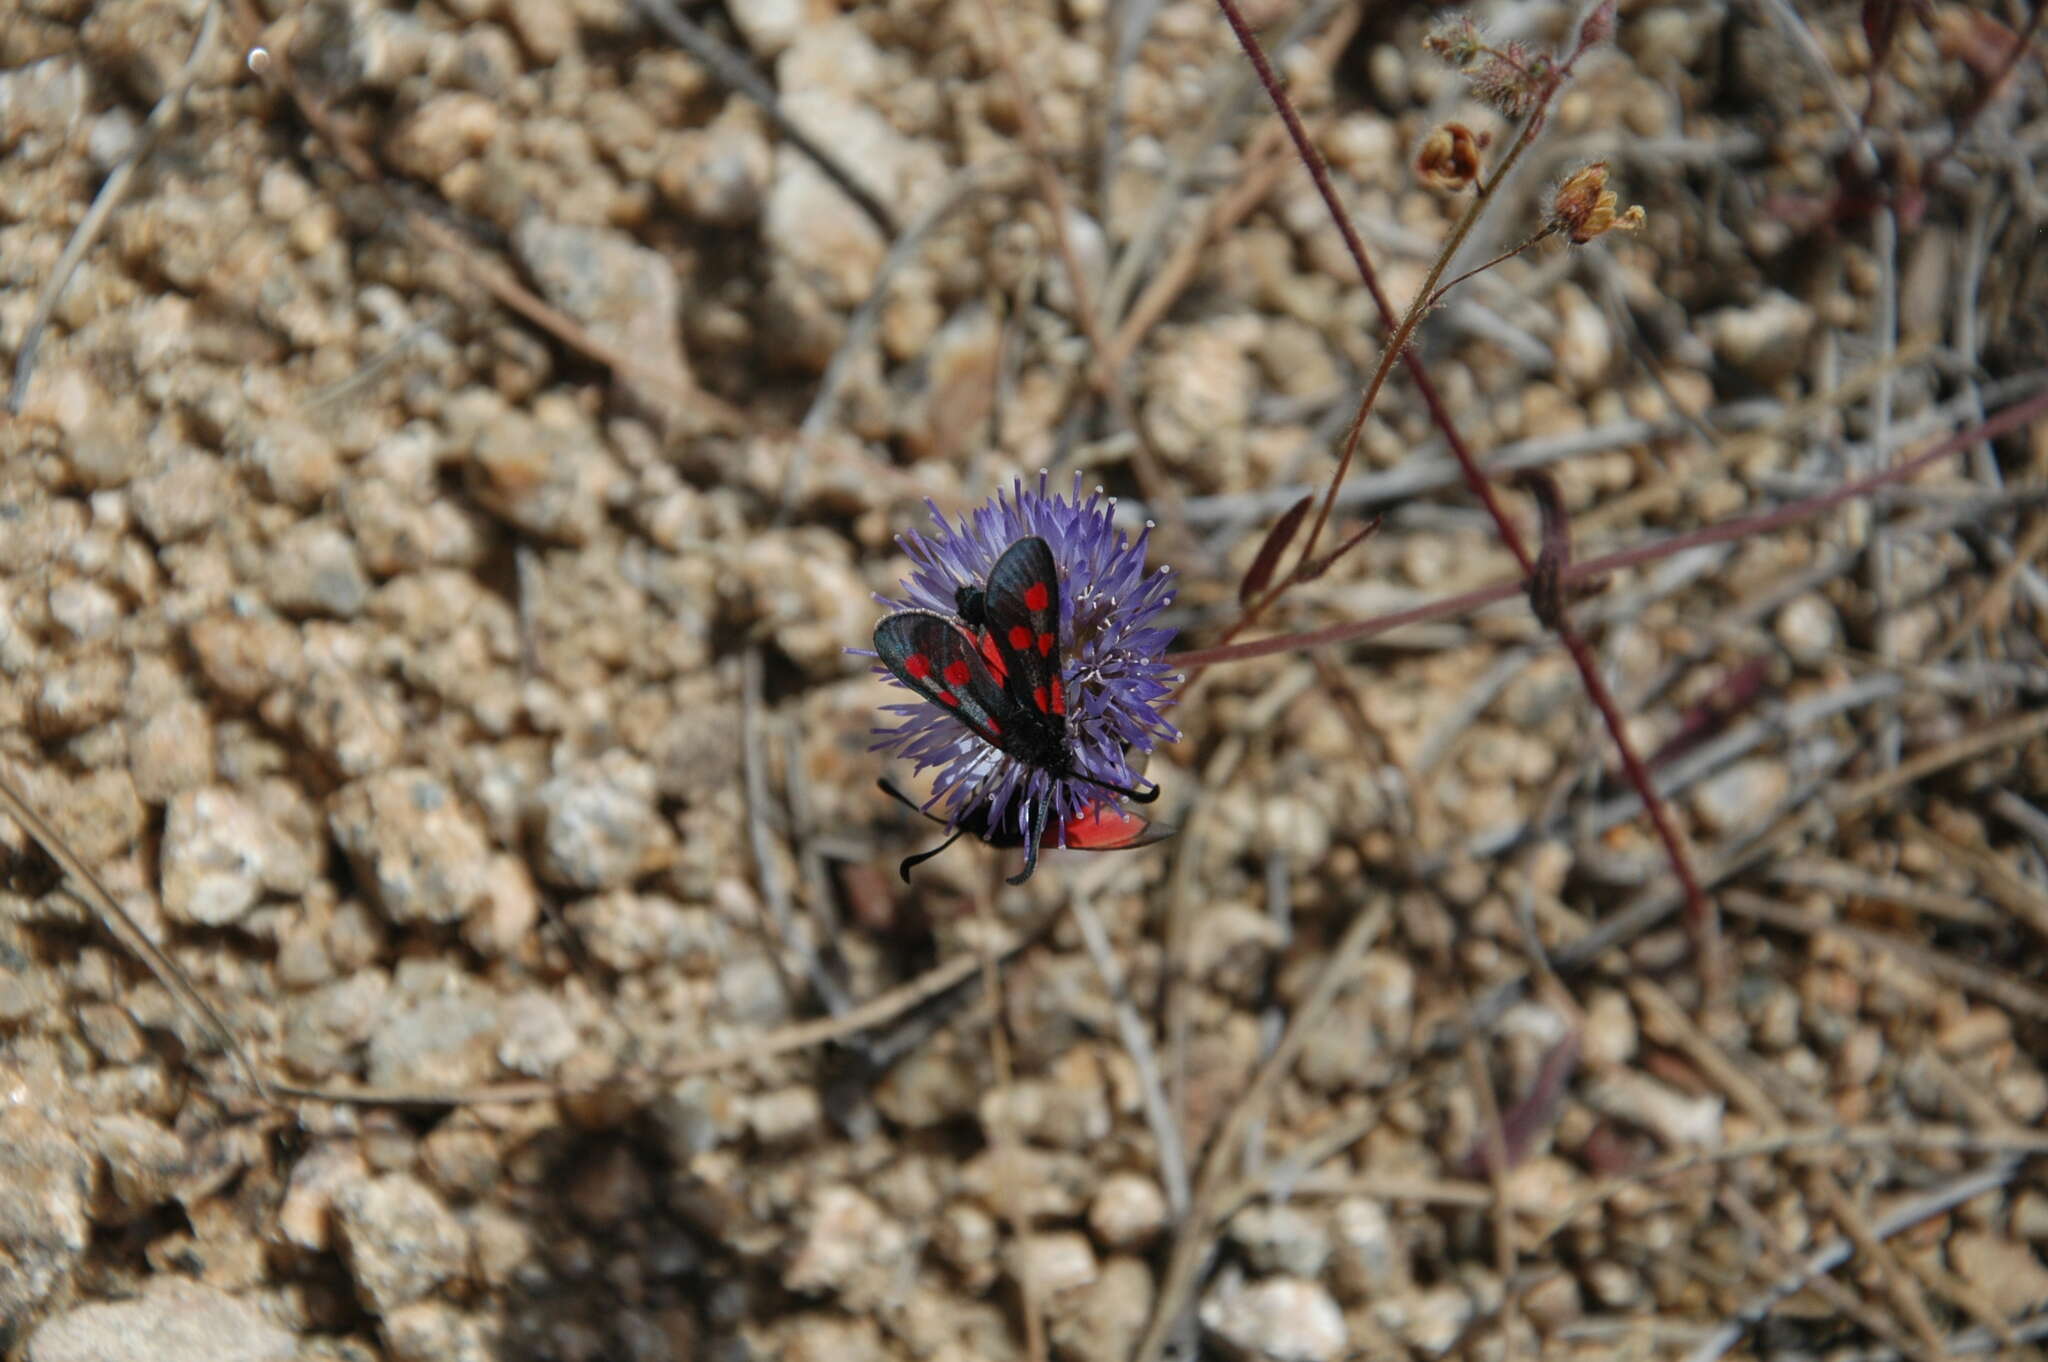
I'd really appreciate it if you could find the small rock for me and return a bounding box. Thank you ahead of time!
[86,1113,185,1218]
[0,1101,93,1326]
[292,664,402,777]
[1689,758,1790,836]
[1186,902,1286,1002]
[128,698,214,801]
[1088,1171,1168,1251]
[24,1277,293,1362]
[1200,1273,1346,1362]
[1581,988,1638,1066]
[1582,1069,1724,1149]
[1583,1260,1644,1309]
[266,518,370,617]
[329,768,494,925]
[0,56,88,153]
[2012,1189,2048,1241]
[1051,1255,1154,1362]
[872,1044,978,1128]
[465,402,622,546]
[332,1173,470,1313]
[160,786,311,926]
[284,970,391,1079]
[185,614,303,705]
[1521,1272,1582,1332]
[381,1300,495,1362]
[511,219,696,427]
[1709,291,1814,383]
[1228,1204,1331,1278]
[130,454,229,545]
[1006,1231,1098,1300]
[728,0,808,57]
[654,102,772,226]
[562,892,721,972]
[1384,1283,1476,1356]
[503,0,574,62]
[1775,592,1840,662]
[783,1186,914,1310]
[531,755,662,891]
[279,1141,369,1251]
[1330,1197,1407,1301]
[47,580,121,644]
[364,963,502,1090]
[384,91,500,181]
[747,1085,823,1145]
[1553,283,1613,390]
[495,990,577,1077]
[240,419,339,508]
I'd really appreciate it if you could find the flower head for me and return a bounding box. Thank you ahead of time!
[1416,122,1486,192]
[871,472,1179,847]
[1551,161,1645,244]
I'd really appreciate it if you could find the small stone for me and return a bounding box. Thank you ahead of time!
[1521,1272,1581,1332]
[1584,1259,1644,1308]
[1690,758,1790,836]
[1186,902,1286,1001]
[1385,1283,1476,1356]
[47,580,121,644]
[1088,1171,1168,1251]
[1051,1255,1154,1362]
[510,219,696,427]
[240,420,339,508]
[34,653,126,735]
[504,0,574,61]
[872,1044,978,1128]
[130,454,229,545]
[1228,1204,1331,1278]
[2013,1189,2048,1241]
[419,1123,499,1201]
[24,1277,294,1362]
[328,768,494,925]
[332,1173,470,1313]
[185,614,303,705]
[728,0,807,56]
[86,1113,184,1219]
[384,91,500,181]
[0,1101,93,1326]
[284,970,390,1079]
[531,755,662,890]
[1553,283,1612,390]
[654,102,773,226]
[495,989,577,1077]
[128,698,214,801]
[1582,1069,1724,1148]
[1581,988,1638,1066]
[747,1085,823,1145]
[364,964,503,1090]
[292,664,402,777]
[1008,1231,1098,1296]
[562,892,721,972]
[160,786,311,926]
[266,518,370,617]
[1709,291,1815,383]
[1775,592,1840,662]
[1330,1197,1407,1301]
[783,1186,914,1310]
[1200,1273,1346,1362]
[465,402,623,546]
[381,1301,495,1362]
[279,1141,368,1251]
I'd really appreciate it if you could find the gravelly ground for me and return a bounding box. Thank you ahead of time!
[2,1,2047,1360]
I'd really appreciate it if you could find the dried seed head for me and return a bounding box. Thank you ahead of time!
[1415,122,1485,192]
[1575,0,1617,55]
[1421,14,1485,66]
[1551,161,1646,244]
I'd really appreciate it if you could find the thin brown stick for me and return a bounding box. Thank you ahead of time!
[1211,0,1719,984]
[1168,386,2048,669]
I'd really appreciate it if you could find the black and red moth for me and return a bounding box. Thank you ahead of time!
[873,535,1160,883]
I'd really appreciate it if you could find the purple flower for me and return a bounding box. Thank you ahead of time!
[871,472,1179,846]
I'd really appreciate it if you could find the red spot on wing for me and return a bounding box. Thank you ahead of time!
[905,653,932,679]
[1007,624,1033,651]
[937,691,959,707]
[1037,632,1055,656]
[1050,677,1065,715]
[979,631,1007,680]
[1064,803,1149,849]
[1032,685,1049,713]
[1024,582,1050,612]
[943,659,971,687]
[985,717,1002,735]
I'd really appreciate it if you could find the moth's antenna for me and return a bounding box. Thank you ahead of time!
[899,828,967,881]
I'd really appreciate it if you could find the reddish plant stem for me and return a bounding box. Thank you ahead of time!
[1167,385,2048,668]
[1213,0,1720,975]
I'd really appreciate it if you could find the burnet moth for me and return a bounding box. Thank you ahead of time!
[873,536,1161,884]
